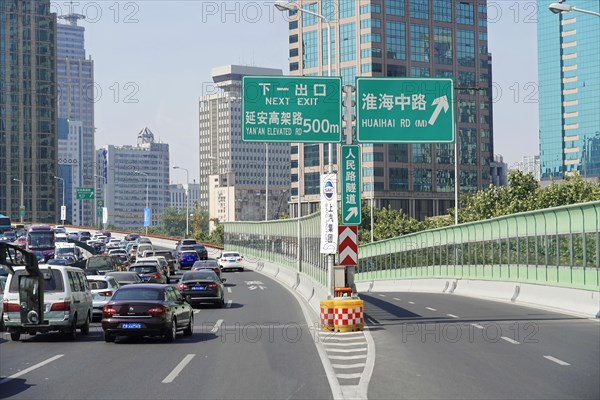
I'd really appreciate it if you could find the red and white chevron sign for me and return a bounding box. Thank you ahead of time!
[338,226,358,266]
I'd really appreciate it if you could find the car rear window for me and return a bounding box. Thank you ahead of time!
[112,288,164,301]
[9,269,65,293]
[181,251,197,256]
[182,272,215,281]
[88,280,109,290]
[223,253,240,258]
[130,266,158,274]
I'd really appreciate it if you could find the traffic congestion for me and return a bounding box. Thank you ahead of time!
[0,224,241,343]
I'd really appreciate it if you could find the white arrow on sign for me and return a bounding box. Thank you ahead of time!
[428,95,449,126]
[344,207,359,221]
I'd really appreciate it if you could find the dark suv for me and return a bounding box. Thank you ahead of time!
[193,244,208,260]
[153,250,176,274]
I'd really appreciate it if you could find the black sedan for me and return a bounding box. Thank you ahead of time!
[128,264,167,284]
[177,271,225,308]
[105,271,143,286]
[101,284,193,342]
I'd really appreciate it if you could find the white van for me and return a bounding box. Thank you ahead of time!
[55,243,83,260]
[136,244,153,259]
[3,265,93,341]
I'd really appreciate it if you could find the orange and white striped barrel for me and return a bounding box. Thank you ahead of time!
[320,300,335,331]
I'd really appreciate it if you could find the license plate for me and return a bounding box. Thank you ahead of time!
[192,286,205,291]
[228,260,235,263]
[121,323,141,329]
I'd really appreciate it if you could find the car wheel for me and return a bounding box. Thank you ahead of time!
[165,318,177,342]
[183,315,193,336]
[10,331,21,341]
[104,332,115,343]
[80,313,91,335]
[219,298,225,308]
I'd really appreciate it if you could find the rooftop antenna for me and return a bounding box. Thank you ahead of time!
[57,1,85,25]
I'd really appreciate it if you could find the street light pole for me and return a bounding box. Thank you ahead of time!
[173,166,190,237]
[275,0,335,298]
[12,178,24,223]
[135,171,149,234]
[53,176,65,225]
[548,3,600,17]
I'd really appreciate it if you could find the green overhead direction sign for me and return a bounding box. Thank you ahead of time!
[341,145,361,225]
[242,76,342,143]
[76,187,94,200]
[356,77,455,144]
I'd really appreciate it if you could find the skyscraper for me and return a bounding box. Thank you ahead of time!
[56,11,95,225]
[538,0,600,181]
[198,65,291,227]
[96,128,170,230]
[286,0,493,220]
[1,0,58,223]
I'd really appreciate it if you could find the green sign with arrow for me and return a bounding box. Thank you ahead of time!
[356,77,455,144]
[341,145,361,225]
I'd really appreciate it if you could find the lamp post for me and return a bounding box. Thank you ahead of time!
[53,176,65,225]
[12,178,24,223]
[134,171,149,234]
[548,3,600,17]
[173,166,190,237]
[275,0,335,298]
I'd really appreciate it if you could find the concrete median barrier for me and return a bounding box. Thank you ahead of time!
[516,283,600,318]
[453,279,519,302]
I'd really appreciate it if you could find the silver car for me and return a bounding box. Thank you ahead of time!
[86,275,120,320]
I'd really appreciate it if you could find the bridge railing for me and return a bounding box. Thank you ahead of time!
[225,201,600,292]
[224,213,328,287]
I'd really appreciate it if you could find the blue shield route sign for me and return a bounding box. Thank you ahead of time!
[144,208,151,227]
[320,174,338,254]
[341,145,361,225]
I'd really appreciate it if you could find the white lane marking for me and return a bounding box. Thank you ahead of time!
[501,337,520,345]
[425,307,437,311]
[408,301,415,304]
[0,354,64,385]
[328,355,368,360]
[226,300,232,308]
[378,294,386,297]
[210,319,223,334]
[544,356,571,366]
[331,363,366,369]
[318,331,363,338]
[326,347,368,353]
[227,288,232,293]
[162,354,195,383]
[193,310,200,314]
[336,373,362,379]
[393,297,401,301]
[471,323,484,329]
[446,314,459,318]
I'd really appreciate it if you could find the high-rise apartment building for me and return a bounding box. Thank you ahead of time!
[56,12,95,225]
[538,0,600,181]
[199,65,291,225]
[287,0,493,220]
[511,155,541,182]
[1,0,58,223]
[96,128,170,230]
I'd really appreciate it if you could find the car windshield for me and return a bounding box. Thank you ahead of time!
[112,288,164,301]
[182,272,215,281]
[27,232,54,249]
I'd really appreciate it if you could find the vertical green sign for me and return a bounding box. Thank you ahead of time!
[341,145,361,225]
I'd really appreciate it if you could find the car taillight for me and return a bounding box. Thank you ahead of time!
[220,258,225,262]
[50,300,71,311]
[208,283,218,289]
[237,257,242,261]
[177,283,188,290]
[153,273,161,279]
[148,306,167,315]
[4,301,20,312]
[103,305,117,315]
[100,291,113,297]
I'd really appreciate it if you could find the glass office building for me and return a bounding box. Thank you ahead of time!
[538,0,600,180]
[287,0,493,220]
[56,12,95,225]
[0,0,58,223]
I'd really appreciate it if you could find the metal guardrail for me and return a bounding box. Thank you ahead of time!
[225,201,600,291]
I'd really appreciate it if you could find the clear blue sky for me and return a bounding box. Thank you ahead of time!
[55,1,539,184]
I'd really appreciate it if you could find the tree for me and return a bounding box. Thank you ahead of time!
[158,207,186,237]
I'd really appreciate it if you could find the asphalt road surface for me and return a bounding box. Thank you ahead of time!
[0,269,333,400]
[362,291,600,400]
